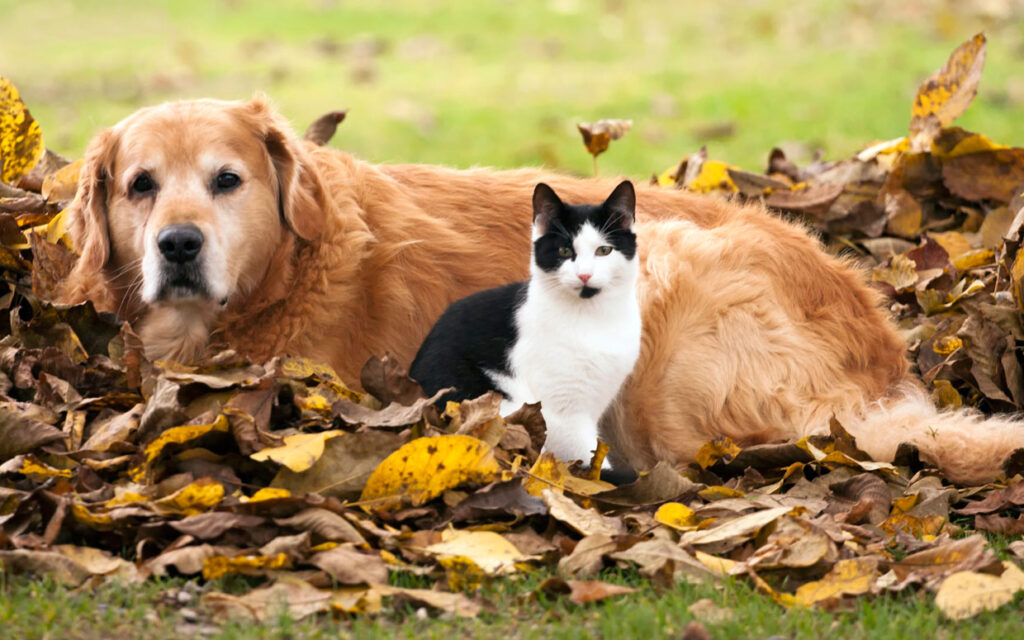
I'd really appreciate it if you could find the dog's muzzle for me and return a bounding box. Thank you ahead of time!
[156,223,208,298]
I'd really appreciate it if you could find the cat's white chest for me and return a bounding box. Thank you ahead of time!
[496,288,641,463]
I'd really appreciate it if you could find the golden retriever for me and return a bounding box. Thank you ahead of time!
[60,96,1024,484]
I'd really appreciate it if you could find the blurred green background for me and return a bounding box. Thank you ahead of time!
[1,0,1021,177]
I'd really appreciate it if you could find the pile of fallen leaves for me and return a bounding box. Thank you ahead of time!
[1,33,1024,625]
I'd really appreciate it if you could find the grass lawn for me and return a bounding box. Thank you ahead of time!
[4,563,1024,640]
[0,0,1022,176]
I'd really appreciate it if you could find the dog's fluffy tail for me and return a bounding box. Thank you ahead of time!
[842,385,1024,485]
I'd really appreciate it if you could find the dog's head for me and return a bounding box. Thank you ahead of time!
[65,96,326,316]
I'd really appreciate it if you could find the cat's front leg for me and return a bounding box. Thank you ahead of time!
[541,412,610,470]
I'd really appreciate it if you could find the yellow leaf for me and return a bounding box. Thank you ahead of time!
[909,33,986,151]
[359,435,501,510]
[687,160,739,194]
[856,136,910,162]
[935,563,1024,620]
[952,248,994,271]
[880,513,947,538]
[747,569,797,608]
[521,452,612,497]
[695,437,741,469]
[934,132,1009,160]
[931,380,963,409]
[1013,250,1024,316]
[929,231,971,260]
[891,493,919,514]
[129,415,230,481]
[438,556,487,592]
[586,439,610,481]
[694,550,738,576]
[202,552,290,580]
[250,430,344,473]
[933,335,963,355]
[0,77,44,184]
[523,452,566,496]
[654,502,700,531]
[698,485,746,501]
[71,503,114,530]
[279,358,363,403]
[425,529,529,575]
[104,492,147,508]
[656,160,683,187]
[295,393,333,413]
[794,558,878,606]
[249,487,291,502]
[18,456,72,479]
[154,479,225,517]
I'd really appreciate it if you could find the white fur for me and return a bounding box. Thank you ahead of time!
[496,221,641,467]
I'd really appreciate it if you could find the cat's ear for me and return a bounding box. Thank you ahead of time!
[532,182,563,235]
[604,180,636,230]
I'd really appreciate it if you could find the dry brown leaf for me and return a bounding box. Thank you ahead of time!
[204,577,331,622]
[679,506,791,547]
[609,538,711,582]
[557,533,616,576]
[542,488,624,537]
[909,33,986,151]
[541,577,637,605]
[309,546,388,585]
[687,598,735,624]
[577,119,632,157]
[270,429,405,500]
[273,508,366,545]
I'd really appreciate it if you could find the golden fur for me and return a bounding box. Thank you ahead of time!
[61,97,1024,484]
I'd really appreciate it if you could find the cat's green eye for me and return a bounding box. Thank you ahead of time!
[558,246,573,258]
[595,246,613,256]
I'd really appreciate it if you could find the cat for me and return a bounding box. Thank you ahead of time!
[410,180,642,472]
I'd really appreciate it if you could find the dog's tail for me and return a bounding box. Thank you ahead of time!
[841,384,1024,485]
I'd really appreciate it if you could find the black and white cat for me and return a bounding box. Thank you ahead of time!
[410,181,642,469]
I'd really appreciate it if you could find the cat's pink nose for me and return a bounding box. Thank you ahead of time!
[578,274,591,284]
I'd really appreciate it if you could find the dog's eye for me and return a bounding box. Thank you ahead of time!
[595,246,613,256]
[131,174,155,195]
[215,171,242,192]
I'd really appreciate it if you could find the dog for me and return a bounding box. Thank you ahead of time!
[59,96,1024,484]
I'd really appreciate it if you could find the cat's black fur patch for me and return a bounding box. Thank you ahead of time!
[409,281,526,406]
[532,181,636,274]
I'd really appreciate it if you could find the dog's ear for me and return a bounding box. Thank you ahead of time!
[246,96,327,241]
[66,127,117,274]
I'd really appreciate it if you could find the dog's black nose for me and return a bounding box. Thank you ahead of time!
[157,224,204,263]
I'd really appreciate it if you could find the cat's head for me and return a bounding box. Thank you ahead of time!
[531,180,637,300]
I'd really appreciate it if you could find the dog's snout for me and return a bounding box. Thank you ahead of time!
[157,224,204,263]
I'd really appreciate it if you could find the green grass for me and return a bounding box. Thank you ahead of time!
[1,0,1022,177]
[3,565,1024,640]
